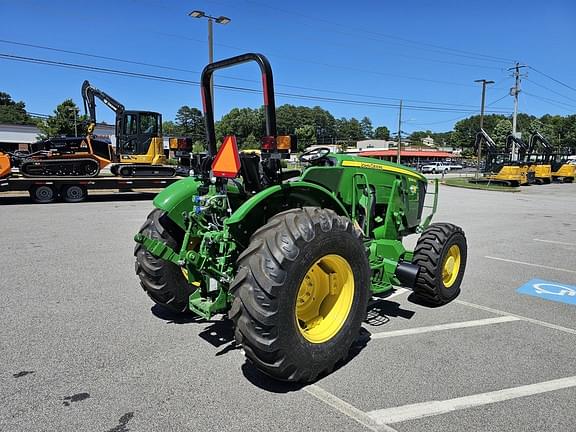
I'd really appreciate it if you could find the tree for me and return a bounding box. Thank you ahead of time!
[162,120,179,135]
[336,117,363,146]
[492,119,512,150]
[0,91,35,125]
[360,116,373,139]
[373,126,390,140]
[295,124,317,151]
[175,105,205,141]
[37,99,84,139]
[408,130,434,147]
[215,107,264,149]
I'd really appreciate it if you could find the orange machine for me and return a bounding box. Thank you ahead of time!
[0,153,11,178]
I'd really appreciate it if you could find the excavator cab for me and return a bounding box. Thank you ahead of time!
[529,131,574,183]
[82,80,173,176]
[117,111,165,165]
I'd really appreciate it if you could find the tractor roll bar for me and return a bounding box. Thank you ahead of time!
[201,53,277,156]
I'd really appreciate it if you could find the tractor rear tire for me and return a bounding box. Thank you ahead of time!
[230,207,370,382]
[134,209,194,313]
[412,223,467,306]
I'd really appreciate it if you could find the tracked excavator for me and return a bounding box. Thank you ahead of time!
[470,129,527,186]
[506,134,536,185]
[529,131,574,183]
[81,80,176,177]
[0,135,112,178]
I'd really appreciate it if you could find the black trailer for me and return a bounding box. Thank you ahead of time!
[0,175,182,203]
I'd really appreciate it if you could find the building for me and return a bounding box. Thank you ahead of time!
[0,123,115,152]
[360,147,460,168]
[356,139,394,151]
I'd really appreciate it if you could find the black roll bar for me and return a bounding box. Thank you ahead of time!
[200,53,277,156]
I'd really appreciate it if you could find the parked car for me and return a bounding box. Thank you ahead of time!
[421,162,451,173]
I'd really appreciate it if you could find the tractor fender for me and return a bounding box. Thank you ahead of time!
[226,181,349,246]
[152,177,203,229]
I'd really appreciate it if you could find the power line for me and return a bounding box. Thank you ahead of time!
[409,93,511,126]
[523,91,576,112]
[524,77,576,105]
[528,66,576,94]
[156,32,483,89]
[1,38,495,108]
[0,52,511,115]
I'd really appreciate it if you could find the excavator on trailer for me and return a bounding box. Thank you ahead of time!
[81,80,176,177]
[470,129,526,186]
[0,136,111,178]
[529,131,575,183]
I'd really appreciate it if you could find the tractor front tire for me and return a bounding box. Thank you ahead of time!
[134,209,194,313]
[412,223,467,305]
[230,207,370,382]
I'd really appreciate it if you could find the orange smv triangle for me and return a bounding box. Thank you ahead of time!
[211,135,241,178]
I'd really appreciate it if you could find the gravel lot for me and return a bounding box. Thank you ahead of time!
[1,182,575,432]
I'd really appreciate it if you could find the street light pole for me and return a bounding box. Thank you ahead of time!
[189,10,231,106]
[474,79,494,180]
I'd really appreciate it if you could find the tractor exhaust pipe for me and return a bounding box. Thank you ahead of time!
[395,261,420,288]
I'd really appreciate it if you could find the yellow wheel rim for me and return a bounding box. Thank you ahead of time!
[442,245,461,288]
[295,254,354,344]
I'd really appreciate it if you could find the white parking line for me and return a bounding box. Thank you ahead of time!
[367,375,576,425]
[484,256,576,274]
[305,384,398,432]
[455,299,576,336]
[371,316,521,339]
[533,238,575,247]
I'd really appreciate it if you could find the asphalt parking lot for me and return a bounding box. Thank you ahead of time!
[1,182,575,432]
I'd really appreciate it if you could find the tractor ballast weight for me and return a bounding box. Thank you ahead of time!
[134,53,467,382]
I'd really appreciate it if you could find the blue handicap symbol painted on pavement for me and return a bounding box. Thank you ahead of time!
[517,278,576,305]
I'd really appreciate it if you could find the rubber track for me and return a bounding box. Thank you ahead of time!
[21,158,100,177]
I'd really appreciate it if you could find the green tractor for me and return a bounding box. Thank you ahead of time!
[134,53,467,382]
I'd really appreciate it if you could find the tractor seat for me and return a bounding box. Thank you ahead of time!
[239,153,262,193]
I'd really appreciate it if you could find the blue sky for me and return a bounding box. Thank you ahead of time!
[1,0,575,133]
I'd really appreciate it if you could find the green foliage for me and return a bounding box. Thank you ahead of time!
[408,130,432,147]
[373,126,390,140]
[37,99,84,139]
[360,116,373,139]
[215,107,264,149]
[294,124,317,151]
[0,91,35,125]
[492,119,512,150]
[162,120,179,135]
[336,117,363,145]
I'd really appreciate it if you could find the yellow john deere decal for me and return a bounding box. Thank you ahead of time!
[341,160,423,180]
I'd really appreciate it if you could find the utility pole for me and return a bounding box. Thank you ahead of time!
[68,107,78,137]
[474,79,494,180]
[396,99,402,164]
[508,62,527,161]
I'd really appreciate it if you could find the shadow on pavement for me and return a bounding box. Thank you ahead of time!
[0,191,158,206]
[242,327,372,393]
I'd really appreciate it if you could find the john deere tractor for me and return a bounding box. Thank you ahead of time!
[134,53,467,382]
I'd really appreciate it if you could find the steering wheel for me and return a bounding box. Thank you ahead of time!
[299,147,331,164]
